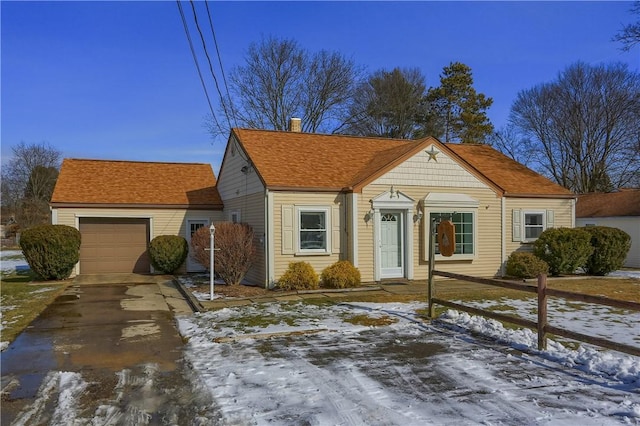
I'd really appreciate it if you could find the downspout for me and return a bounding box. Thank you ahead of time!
[501,197,506,277]
[265,189,275,288]
[350,193,359,267]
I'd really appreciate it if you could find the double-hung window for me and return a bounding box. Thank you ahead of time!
[298,208,330,253]
[524,212,544,240]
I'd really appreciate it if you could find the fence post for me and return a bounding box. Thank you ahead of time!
[537,274,547,350]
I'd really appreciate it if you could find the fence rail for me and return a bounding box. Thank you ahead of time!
[428,270,640,357]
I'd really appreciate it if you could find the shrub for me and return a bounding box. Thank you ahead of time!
[213,222,255,285]
[582,226,631,276]
[321,261,361,289]
[278,262,319,291]
[149,235,188,274]
[505,252,549,279]
[532,227,593,276]
[20,224,81,280]
[190,225,212,270]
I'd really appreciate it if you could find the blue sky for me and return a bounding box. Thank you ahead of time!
[2,1,638,173]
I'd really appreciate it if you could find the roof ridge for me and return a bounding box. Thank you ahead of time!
[64,158,212,166]
[233,127,418,144]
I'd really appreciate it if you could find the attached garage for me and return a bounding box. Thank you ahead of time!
[79,218,150,273]
[50,159,224,276]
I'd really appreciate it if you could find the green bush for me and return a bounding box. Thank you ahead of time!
[321,261,361,289]
[278,261,319,291]
[532,227,593,276]
[20,224,81,280]
[505,252,549,279]
[582,226,631,276]
[148,235,188,274]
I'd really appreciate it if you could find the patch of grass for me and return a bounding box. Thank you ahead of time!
[230,314,297,331]
[343,314,398,327]
[1,280,69,344]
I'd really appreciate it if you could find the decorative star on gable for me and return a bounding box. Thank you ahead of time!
[425,146,439,162]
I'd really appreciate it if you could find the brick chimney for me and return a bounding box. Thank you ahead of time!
[289,117,302,132]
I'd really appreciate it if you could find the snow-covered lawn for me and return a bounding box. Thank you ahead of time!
[178,301,640,425]
[1,250,30,275]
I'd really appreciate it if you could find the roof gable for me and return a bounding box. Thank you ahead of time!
[576,190,640,217]
[51,159,223,208]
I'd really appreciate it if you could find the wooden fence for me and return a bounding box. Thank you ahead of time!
[427,270,640,357]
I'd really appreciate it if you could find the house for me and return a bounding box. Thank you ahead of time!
[575,189,640,268]
[216,125,575,287]
[50,159,223,275]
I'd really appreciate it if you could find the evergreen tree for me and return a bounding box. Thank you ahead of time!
[423,62,494,143]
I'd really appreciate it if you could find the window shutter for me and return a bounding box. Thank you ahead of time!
[281,205,294,254]
[332,206,341,254]
[512,209,521,242]
[546,210,554,228]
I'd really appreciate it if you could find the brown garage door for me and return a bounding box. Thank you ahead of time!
[79,218,150,274]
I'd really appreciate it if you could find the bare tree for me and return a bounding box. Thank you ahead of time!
[510,62,640,194]
[1,141,61,228]
[489,124,533,167]
[613,1,640,51]
[339,67,427,139]
[213,36,361,136]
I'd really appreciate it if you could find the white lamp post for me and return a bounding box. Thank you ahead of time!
[209,223,216,300]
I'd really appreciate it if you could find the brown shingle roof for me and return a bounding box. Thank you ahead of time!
[233,128,427,190]
[576,189,640,217]
[51,159,223,208]
[446,143,574,197]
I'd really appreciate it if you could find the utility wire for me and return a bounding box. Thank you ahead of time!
[189,0,233,131]
[176,0,224,136]
[204,0,238,128]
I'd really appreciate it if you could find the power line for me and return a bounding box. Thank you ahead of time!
[204,0,237,128]
[188,0,233,131]
[175,0,224,136]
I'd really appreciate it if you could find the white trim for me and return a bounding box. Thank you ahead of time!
[522,210,546,242]
[295,206,332,255]
[186,218,210,272]
[267,191,275,288]
[424,193,479,261]
[371,189,415,281]
[229,210,241,223]
[350,193,359,268]
[51,208,58,225]
[501,197,506,276]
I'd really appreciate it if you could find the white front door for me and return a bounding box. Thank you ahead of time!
[186,219,209,272]
[380,211,403,278]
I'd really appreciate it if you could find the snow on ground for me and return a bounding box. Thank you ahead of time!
[1,250,30,275]
[178,301,640,425]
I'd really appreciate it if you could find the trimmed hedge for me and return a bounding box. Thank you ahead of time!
[321,261,361,289]
[532,228,593,276]
[148,235,188,274]
[278,261,319,291]
[582,226,631,276]
[505,252,549,279]
[20,224,81,280]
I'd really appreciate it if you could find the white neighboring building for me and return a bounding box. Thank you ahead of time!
[575,189,640,268]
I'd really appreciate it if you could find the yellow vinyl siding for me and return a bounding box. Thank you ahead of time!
[221,192,266,285]
[53,207,224,275]
[217,136,264,200]
[505,197,575,255]
[358,185,502,281]
[272,192,344,282]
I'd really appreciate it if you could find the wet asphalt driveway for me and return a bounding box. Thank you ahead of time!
[1,277,220,425]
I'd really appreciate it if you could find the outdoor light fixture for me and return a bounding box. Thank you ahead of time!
[241,165,249,174]
[413,210,423,223]
[209,223,216,301]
